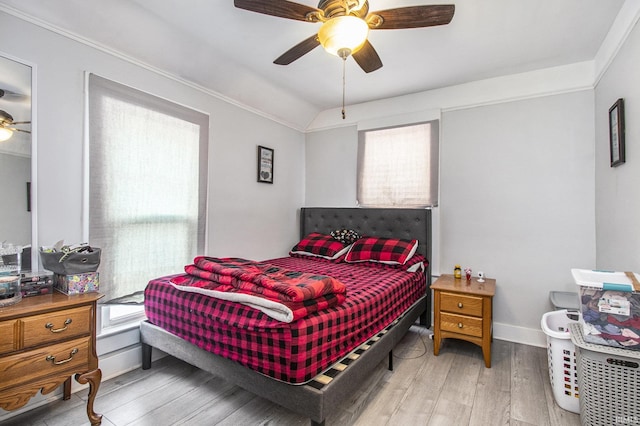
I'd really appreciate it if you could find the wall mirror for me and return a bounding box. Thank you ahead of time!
[0,53,36,271]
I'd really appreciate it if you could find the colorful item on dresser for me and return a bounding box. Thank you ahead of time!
[55,271,100,295]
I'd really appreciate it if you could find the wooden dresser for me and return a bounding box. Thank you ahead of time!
[0,291,103,424]
[432,274,496,368]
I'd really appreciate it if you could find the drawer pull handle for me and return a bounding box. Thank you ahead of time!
[46,348,79,365]
[45,318,72,333]
[457,302,463,308]
[458,323,463,328]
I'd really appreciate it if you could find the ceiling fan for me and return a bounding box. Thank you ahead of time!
[0,110,31,142]
[234,0,455,73]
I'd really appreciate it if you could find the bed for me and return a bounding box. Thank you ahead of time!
[140,207,432,425]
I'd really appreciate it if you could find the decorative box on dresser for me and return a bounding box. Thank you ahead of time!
[0,291,103,425]
[432,274,496,368]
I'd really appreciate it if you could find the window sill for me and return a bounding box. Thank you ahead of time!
[97,314,145,339]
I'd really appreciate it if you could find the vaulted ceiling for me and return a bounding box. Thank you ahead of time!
[0,0,628,129]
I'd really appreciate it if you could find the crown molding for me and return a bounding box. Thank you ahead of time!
[0,6,306,132]
[593,0,640,87]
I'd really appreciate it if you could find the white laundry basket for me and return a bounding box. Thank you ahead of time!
[541,309,580,413]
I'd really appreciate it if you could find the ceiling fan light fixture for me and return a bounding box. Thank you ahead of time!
[0,127,13,142]
[318,16,369,57]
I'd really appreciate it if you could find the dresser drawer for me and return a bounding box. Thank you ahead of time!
[440,312,483,338]
[0,320,15,354]
[22,306,92,348]
[0,336,90,393]
[440,292,483,317]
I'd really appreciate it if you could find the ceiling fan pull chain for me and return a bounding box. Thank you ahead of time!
[341,55,347,120]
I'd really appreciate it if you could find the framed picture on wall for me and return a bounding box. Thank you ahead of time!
[257,145,274,183]
[609,98,625,167]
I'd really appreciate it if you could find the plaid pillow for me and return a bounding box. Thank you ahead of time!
[331,229,361,245]
[345,236,418,265]
[290,233,350,260]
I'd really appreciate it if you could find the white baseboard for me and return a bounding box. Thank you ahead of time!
[97,342,166,384]
[493,321,546,348]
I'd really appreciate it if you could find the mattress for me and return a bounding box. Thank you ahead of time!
[144,256,426,384]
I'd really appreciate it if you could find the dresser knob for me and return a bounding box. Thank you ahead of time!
[46,348,79,365]
[458,323,463,328]
[45,318,72,333]
[457,302,463,308]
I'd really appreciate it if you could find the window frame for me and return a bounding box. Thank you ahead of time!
[356,120,440,208]
[83,73,209,328]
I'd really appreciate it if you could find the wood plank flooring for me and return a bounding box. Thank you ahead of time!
[1,326,580,426]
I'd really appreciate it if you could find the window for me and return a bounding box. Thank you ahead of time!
[87,74,208,321]
[357,121,439,207]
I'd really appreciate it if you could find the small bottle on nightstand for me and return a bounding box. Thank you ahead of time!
[453,265,462,279]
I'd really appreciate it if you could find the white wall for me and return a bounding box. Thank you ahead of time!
[441,92,596,335]
[305,126,358,207]
[0,11,305,261]
[594,16,640,272]
[305,86,597,346]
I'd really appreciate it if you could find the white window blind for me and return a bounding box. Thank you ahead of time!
[88,74,208,302]
[357,121,439,207]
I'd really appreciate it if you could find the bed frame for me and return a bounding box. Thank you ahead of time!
[140,207,432,425]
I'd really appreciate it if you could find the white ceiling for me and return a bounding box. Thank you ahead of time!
[0,0,627,129]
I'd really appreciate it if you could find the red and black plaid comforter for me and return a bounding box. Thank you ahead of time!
[170,257,347,322]
[144,256,426,384]
[184,257,346,301]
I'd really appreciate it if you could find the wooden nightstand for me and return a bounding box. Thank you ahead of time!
[432,274,496,367]
[0,291,103,424]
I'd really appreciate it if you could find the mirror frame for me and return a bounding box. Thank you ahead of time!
[0,51,38,271]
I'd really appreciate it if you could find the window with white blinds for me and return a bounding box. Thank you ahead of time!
[357,121,439,207]
[87,74,208,303]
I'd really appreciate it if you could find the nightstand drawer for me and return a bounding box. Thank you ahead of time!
[440,292,483,317]
[0,336,90,393]
[22,306,92,348]
[0,320,15,354]
[440,312,483,338]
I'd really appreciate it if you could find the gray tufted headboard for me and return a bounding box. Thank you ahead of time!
[300,207,432,282]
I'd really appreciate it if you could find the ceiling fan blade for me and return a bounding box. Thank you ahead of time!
[0,88,28,101]
[234,0,322,22]
[368,5,455,30]
[11,121,31,125]
[352,40,382,73]
[274,34,321,65]
[6,127,31,134]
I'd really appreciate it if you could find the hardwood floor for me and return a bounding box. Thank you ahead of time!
[1,325,580,426]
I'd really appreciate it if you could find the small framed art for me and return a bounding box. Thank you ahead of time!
[609,98,625,167]
[257,145,274,183]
